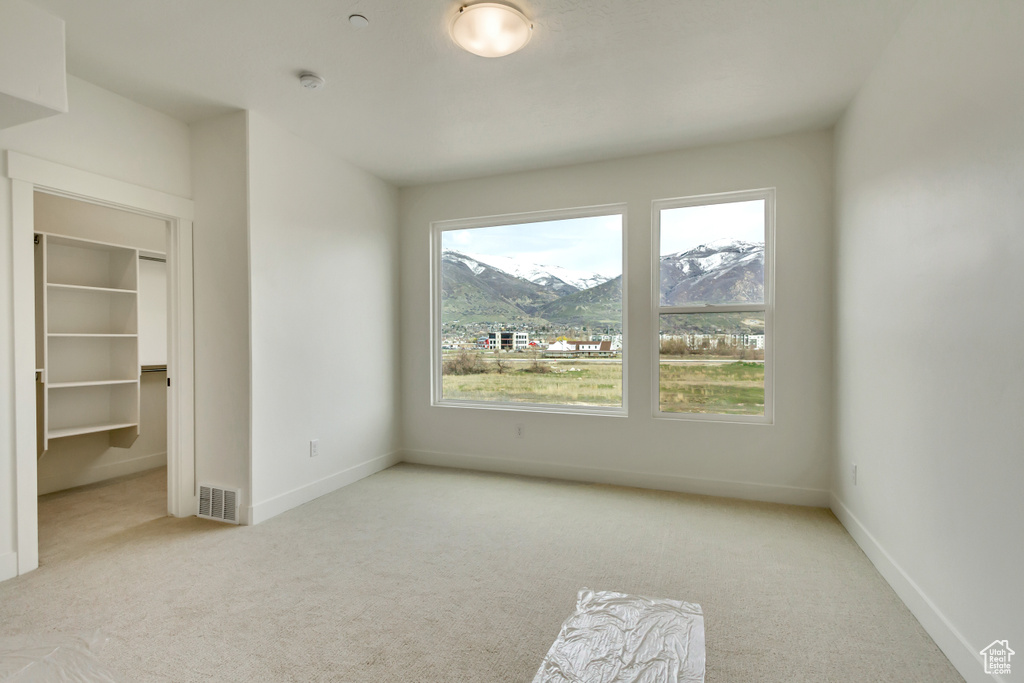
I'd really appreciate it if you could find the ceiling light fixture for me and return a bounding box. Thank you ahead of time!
[349,14,369,29]
[450,2,533,58]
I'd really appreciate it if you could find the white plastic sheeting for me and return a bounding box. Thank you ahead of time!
[532,588,705,683]
[0,631,122,682]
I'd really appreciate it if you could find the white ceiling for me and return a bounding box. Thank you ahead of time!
[30,0,915,186]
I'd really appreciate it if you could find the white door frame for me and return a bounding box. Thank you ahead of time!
[6,151,195,575]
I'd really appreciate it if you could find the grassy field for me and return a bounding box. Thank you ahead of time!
[659,360,764,415]
[443,358,623,406]
[441,352,764,414]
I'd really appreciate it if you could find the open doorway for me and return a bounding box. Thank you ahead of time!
[32,194,171,560]
[8,151,195,576]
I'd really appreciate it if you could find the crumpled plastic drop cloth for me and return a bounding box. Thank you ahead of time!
[0,631,122,682]
[532,588,705,683]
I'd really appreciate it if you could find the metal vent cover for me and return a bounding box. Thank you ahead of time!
[198,484,240,524]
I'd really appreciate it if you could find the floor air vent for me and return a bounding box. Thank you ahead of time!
[198,484,240,524]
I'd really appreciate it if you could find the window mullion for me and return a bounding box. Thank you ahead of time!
[658,304,766,315]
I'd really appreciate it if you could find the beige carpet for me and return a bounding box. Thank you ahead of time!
[1,464,962,682]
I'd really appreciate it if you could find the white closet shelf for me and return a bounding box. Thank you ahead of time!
[45,233,140,251]
[48,379,138,389]
[48,333,138,338]
[37,232,143,453]
[48,422,138,440]
[46,282,137,294]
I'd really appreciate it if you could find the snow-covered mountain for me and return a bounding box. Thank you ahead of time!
[440,249,622,327]
[660,239,764,306]
[439,240,760,327]
[443,249,612,292]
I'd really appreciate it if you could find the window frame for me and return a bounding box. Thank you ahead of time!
[429,203,629,416]
[651,188,775,424]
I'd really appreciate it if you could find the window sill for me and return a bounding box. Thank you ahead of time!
[654,410,773,425]
[433,398,628,418]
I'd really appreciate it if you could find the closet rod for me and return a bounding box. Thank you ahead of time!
[139,255,166,263]
[141,365,167,373]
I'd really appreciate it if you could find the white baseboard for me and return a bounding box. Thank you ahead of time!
[0,552,17,582]
[830,494,996,683]
[248,451,401,525]
[402,449,829,507]
[37,452,168,496]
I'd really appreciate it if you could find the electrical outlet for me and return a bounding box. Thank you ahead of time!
[852,463,857,485]
[310,439,319,458]
[514,423,525,439]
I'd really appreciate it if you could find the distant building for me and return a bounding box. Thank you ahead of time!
[661,332,764,350]
[726,333,765,350]
[545,340,614,356]
[480,331,530,350]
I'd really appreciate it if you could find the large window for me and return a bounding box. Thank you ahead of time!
[432,206,625,413]
[653,189,773,422]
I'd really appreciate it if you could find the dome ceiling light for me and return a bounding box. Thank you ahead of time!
[450,2,533,58]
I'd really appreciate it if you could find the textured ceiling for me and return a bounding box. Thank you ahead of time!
[28,0,915,186]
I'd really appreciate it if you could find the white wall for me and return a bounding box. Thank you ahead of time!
[246,112,400,523]
[189,111,251,520]
[833,2,1024,681]
[138,259,167,366]
[0,0,66,128]
[33,191,167,253]
[399,130,834,505]
[0,76,190,579]
[0,76,190,197]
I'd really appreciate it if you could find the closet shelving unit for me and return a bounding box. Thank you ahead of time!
[36,233,141,454]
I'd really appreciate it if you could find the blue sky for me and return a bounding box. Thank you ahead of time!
[660,199,765,255]
[443,214,623,277]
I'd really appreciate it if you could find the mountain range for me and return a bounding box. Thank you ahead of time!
[441,249,620,328]
[446,251,610,291]
[660,239,764,306]
[441,239,763,331]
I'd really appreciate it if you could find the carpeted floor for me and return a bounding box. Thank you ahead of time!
[1,464,963,682]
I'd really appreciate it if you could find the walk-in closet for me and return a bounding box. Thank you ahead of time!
[33,192,169,504]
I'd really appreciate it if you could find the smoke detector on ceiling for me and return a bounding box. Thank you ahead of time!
[299,72,325,90]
